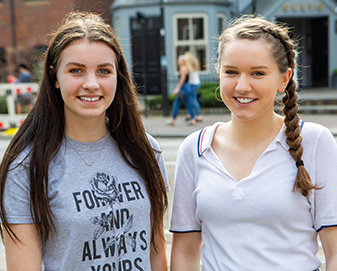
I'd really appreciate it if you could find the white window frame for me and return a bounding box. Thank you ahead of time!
[173,13,209,74]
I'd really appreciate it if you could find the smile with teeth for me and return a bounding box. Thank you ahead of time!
[79,96,101,102]
[236,97,255,104]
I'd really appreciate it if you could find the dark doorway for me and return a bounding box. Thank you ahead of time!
[277,17,328,88]
[130,15,162,95]
[311,17,328,87]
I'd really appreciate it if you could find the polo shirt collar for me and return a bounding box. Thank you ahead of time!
[197,122,292,157]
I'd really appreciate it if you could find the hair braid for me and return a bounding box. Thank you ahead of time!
[276,28,318,197]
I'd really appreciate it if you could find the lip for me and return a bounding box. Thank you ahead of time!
[78,96,102,102]
[234,97,257,106]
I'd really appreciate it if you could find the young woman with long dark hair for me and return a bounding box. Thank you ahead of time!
[0,12,168,271]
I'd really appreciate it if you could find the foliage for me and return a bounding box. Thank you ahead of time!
[333,68,337,76]
[0,96,8,114]
[145,82,224,111]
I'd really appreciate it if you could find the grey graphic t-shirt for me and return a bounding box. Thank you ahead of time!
[3,134,169,271]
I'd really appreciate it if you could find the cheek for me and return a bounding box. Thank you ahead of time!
[219,83,229,106]
[107,79,118,101]
[219,77,231,98]
[59,88,69,104]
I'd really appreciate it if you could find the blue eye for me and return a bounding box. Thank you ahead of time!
[225,70,238,75]
[70,68,82,74]
[253,71,264,76]
[98,69,111,75]
[98,69,110,74]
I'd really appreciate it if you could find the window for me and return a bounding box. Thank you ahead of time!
[173,13,208,72]
[217,13,226,35]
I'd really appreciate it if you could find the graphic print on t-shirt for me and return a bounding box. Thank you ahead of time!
[72,172,149,271]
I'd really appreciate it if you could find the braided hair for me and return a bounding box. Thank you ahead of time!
[217,15,317,196]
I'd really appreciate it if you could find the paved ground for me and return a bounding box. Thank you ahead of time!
[142,112,337,138]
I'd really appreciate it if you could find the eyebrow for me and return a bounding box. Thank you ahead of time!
[65,62,115,68]
[251,65,270,69]
[222,65,236,69]
[222,65,270,70]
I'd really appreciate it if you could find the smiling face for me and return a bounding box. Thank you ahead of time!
[55,39,117,126]
[219,39,291,123]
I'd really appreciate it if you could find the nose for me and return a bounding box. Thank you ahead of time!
[82,73,99,91]
[235,74,251,93]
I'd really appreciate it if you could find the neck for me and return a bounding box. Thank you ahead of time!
[229,112,284,146]
[65,118,108,142]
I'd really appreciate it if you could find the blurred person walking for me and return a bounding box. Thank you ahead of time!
[168,55,196,126]
[15,63,34,114]
[184,52,203,122]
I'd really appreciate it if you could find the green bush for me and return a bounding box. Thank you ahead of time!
[146,82,224,111]
[333,68,337,76]
[198,82,223,107]
[0,96,8,114]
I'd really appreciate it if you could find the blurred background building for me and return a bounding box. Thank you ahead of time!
[112,0,337,95]
[1,0,337,96]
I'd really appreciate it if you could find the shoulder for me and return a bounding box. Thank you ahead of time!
[180,129,203,149]
[179,122,224,156]
[8,145,32,170]
[301,121,333,140]
[180,66,188,74]
[146,133,161,152]
[177,131,195,154]
[301,121,336,151]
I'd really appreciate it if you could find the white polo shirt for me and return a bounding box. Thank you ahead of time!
[170,121,337,271]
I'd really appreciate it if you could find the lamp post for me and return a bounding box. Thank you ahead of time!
[160,0,169,116]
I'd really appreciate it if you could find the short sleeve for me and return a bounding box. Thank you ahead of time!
[2,162,34,224]
[170,135,201,233]
[311,127,337,231]
[146,133,170,192]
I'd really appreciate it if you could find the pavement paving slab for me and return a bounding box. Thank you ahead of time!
[142,112,337,138]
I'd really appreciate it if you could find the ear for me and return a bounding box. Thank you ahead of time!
[278,68,292,93]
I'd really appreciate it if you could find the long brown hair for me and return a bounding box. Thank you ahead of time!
[0,12,167,245]
[217,15,317,197]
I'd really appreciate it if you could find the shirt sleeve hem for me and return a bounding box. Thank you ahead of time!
[316,224,337,232]
[169,229,201,233]
[5,217,34,224]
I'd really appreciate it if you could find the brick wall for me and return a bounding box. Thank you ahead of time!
[0,0,75,79]
[0,0,114,81]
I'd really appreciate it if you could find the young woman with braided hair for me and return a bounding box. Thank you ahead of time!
[0,12,169,270]
[170,15,337,270]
